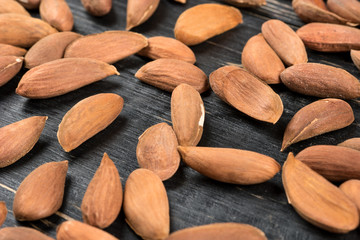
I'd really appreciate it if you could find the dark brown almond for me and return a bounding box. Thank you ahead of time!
[126,0,160,30]
[178,146,280,184]
[137,122,180,181]
[0,56,23,87]
[0,227,55,240]
[241,33,285,84]
[280,63,360,99]
[137,36,196,64]
[351,49,360,71]
[296,145,360,181]
[0,202,6,227]
[0,44,27,56]
[262,19,307,66]
[81,0,112,16]
[0,116,47,168]
[0,0,30,16]
[13,161,68,221]
[16,0,40,9]
[40,0,73,31]
[338,138,360,151]
[327,0,360,24]
[340,180,360,214]
[281,98,354,151]
[16,58,119,99]
[135,58,209,93]
[224,0,266,8]
[64,31,148,64]
[81,153,123,229]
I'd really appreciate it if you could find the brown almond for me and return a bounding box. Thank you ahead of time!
[13,161,68,221]
[135,59,209,93]
[0,44,27,57]
[0,14,58,48]
[174,0,185,4]
[126,0,160,30]
[165,223,267,240]
[209,66,283,124]
[0,227,55,240]
[327,0,360,24]
[57,220,118,240]
[224,0,266,8]
[16,58,119,99]
[241,33,285,84]
[0,0,30,16]
[0,116,47,168]
[16,0,40,9]
[178,146,280,184]
[124,168,169,240]
[0,202,6,227]
[340,180,360,214]
[297,23,360,52]
[81,153,123,229]
[58,93,123,152]
[0,56,23,87]
[282,153,359,233]
[338,138,360,151]
[262,19,307,66]
[296,145,360,181]
[137,122,180,181]
[25,32,81,69]
[281,98,354,151]
[280,63,360,99]
[174,3,243,46]
[81,0,112,16]
[351,49,360,71]
[40,0,73,31]
[64,31,148,64]
[137,36,196,64]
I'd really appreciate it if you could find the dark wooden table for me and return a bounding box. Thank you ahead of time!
[1,0,360,239]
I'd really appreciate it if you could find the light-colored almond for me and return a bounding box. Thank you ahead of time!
[40,0,73,31]
[282,153,359,233]
[16,58,119,99]
[137,122,180,181]
[0,0,30,16]
[16,0,40,9]
[0,43,27,56]
[124,168,169,240]
[351,49,360,71]
[64,31,148,64]
[327,0,360,24]
[174,3,243,46]
[135,58,209,93]
[13,161,68,221]
[81,153,122,229]
[281,98,354,151]
[0,116,47,168]
[340,180,360,214]
[0,202,6,227]
[81,0,112,16]
[338,138,360,151]
[0,56,23,87]
[126,0,160,30]
[209,66,283,124]
[262,19,307,66]
[58,93,124,152]
[224,0,266,8]
[0,227,54,240]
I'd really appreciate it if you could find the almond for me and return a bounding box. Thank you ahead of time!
[13,161,68,221]
[351,49,360,71]
[0,202,6,227]
[126,0,160,30]
[81,153,122,229]
[16,0,40,9]
[58,93,124,152]
[340,180,360,214]
[174,3,243,46]
[81,0,112,16]
[16,58,119,99]
[0,44,26,57]
[338,138,360,151]
[0,116,47,168]
[137,122,180,181]
[281,98,354,151]
[124,168,169,240]
[40,0,73,31]
[0,227,55,240]
[327,0,360,24]
[0,0,30,16]
[224,0,266,8]
[0,56,23,87]
[282,153,359,233]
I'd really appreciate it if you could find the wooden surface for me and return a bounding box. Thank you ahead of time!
[1,0,360,239]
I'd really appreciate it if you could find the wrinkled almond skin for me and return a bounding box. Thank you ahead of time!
[137,122,180,181]
[0,56,23,87]
[13,161,68,221]
[40,0,73,31]
[0,227,55,240]
[262,19,307,66]
[16,58,119,99]
[296,145,360,181]
[16,0,40,9]
[0,202,6,227]
[124,169,169,240]
[174,3,243,46]
[81,0,112,16]
[178,146,280,184]
[297,23,360,52]
[57,220,118,240]
[282,153,359,233]
[281,98,354,151]
[241,34,285,84]
[58,93,124,152]
[0,116,47,168]
[0,0,30,16]
[0,14,58,48]
[81,153,123,229]
[280,63,360,99]
[135,59,209,93]
[25,32,81,69]
[64,31,148,64]
[224,0,266,8]
[165,223,267,240]
[338,138,360,151]
[137,36,196,64]
[209,66,283,124]
[351,49,360,71]
[126,0,160,30]
[340,180,360,214]
[327,0,360,24]
[0,44,26,57]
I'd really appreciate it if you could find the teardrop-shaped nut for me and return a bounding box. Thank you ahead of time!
[126,0,160,30]
[0,227,55,240]
[0,43,27,57]
[40,0,73,31]
[224,0,266,8]
[340,180,360,214]
[338,138,360,151]
[0,0,30,16]
[0,56,23,87]
[327,0,360,24]
[0,202,7,227]
[351,49,360,71]
[81,0,112,16]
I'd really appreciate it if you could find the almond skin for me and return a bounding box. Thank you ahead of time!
[58,93,124,152]
[281,98,354,151]
[137,122,180,181]
[327,0,360,24]
[351,49,360,71]
[0,116,47,168]
[13,161,68,221]
[0,56,23,87]
[81,153,123,229]
[282,153,359,233]
[81,0,112,16]
[174,3,243,46]
[338,138,360,151]
[0,227,55,240]
[340,180,360,214]
[40,0,73,31]
[124,168,169,240]
[126,0,160,30]
[224,0,266,8]
[0,43,27,56]
[0,0,30,16]
[0,202,6,227]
